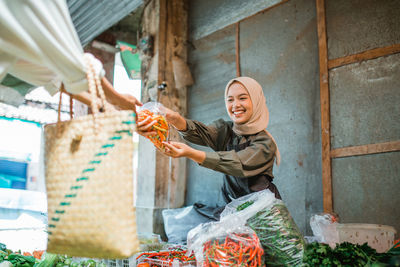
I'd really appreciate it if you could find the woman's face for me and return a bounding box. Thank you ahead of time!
[225,82,253,124]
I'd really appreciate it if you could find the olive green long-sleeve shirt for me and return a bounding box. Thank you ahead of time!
[179,119,276,179]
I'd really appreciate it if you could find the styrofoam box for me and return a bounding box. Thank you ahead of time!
[336,223,397,253]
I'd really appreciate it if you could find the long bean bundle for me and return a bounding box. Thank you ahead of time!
[245,203,305,266]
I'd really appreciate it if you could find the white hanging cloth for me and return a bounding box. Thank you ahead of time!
[0,0,104,95]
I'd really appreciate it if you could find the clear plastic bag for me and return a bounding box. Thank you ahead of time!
[137,102,169,151]
[187,220,265,267]
[162,206,210,244]
[220,190,305,267]
[309,213,339,247]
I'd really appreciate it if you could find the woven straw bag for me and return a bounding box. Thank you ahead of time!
[44,57,139,258]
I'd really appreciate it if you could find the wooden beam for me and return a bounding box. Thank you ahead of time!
[235,22,241,77]
[328,43,400,69]
[157,0,167,86]
[316,0,333,213]
[154,0,188,209]
[331,141,400,158]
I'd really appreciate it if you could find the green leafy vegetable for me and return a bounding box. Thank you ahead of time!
[303,241,400,267]
[7,253,36,267]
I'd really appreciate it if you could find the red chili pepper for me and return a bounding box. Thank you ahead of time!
[203,232,264,266]
[137,109,169,151]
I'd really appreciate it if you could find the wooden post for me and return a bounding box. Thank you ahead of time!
[154,0,188,209]
[235,22,241,77]
[316,0,333,213]
[137,0,189,237]
[158,0,167,87]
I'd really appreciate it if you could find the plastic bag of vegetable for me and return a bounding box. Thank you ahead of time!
[187,218,265,266]
[137,102,169,152]
[309,213,339,247]
[220,190,305,267]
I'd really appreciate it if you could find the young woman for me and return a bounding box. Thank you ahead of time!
[139,77,281,206]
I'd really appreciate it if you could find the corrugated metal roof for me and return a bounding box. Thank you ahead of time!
[67,0,143,46]
[0,1,143,117]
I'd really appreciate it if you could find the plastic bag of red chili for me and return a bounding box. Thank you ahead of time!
[187,222,265,267]
[220,190,305,266]
[137,102,169,151]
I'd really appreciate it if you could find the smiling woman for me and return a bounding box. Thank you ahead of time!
[225,82,253,125]
[137,76,281,221]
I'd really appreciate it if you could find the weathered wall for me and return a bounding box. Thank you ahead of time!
[326,0,400,233]
[326,0,400,59]
[189,0,284,40]
[187,0,321,234]
[186,25,236,206]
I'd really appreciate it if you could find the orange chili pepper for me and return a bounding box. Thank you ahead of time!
[137,109,169,151]
[203,232,264,267]
[32,250,45,259]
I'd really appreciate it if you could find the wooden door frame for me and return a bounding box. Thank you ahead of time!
[316,0,400,213]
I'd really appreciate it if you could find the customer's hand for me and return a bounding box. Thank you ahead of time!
[161,141,206,164]
[161,141,192,158]
[100,77,143,112]
[137,116,157,137]
[119,94,143,111]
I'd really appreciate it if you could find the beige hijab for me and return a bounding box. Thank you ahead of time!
[225,77,281,165]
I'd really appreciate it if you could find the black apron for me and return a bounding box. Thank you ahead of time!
[194,134,281,221]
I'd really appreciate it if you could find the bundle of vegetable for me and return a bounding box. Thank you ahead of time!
[0,243,106,267]
[137,109,169,151]
[202,232,265,267]
[1,253,36,267]
[22,251,45,260]
[220,190,305,267]
[48,254,105,267]
[136,249,196,266]
[0,243,37,267]
[303,240,400,267]
[187,218,266,267]
[245,202,305,266]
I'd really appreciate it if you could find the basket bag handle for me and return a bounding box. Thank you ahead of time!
[56,55,108,133]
